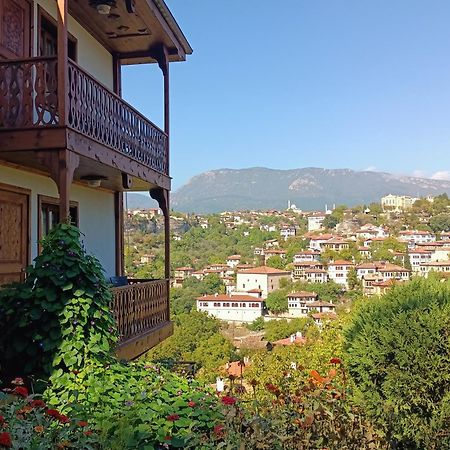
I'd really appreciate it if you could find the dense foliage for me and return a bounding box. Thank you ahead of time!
[0,224,116,382]
[345,279,450,449]
[147,311,235,382]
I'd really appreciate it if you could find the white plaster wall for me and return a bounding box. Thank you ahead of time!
[0,166,116,278]
[197,304,263,323]
[33,0,114,90]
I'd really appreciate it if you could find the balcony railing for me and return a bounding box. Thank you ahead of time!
[112,278,171,359]
[0,56,168,175]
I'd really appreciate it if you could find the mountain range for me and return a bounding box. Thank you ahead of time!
[168,167,450,213]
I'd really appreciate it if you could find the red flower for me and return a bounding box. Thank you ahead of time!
[166,414,180,422]
[13,386,28,398]
[77,421,88,427]
[330,357,342,365]
[58,415,70,424]
[187,401,196,407]
[46,409,61,419]
[0,432,12,448]
[83,430,93,436]
[221,396,236,406]
[265,383,281,396]
[214,424,225,438]
[30,400,46,408]
[164,436,172,441]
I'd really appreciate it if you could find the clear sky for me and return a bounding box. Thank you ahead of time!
[122,0,450,190]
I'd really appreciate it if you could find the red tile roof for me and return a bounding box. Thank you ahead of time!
[196,294,264,303]
[288,291,318,298]
[238,266,291,275]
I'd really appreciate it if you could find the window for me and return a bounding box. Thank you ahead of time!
[38,8,77,60]
[38,195,78,241]
[213,302,220,307]
[223,302,230,307]
[232,303,238,307]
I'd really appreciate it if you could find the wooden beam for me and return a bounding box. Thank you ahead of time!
[57,0,68,124]
[66,129,171,191]
[0,128,66,152]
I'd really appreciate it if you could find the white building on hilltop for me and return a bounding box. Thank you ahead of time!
[381,194,418,212]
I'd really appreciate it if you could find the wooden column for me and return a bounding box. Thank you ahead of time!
[114,192,124,276]
[57,0,68,124]
[39,149,79,222]
[150,187,170,280]
[112,53,122,97]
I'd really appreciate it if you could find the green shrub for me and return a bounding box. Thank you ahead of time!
[344,279,450,449]
[0,224,116,381]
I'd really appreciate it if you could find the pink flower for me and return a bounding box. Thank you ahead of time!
[187,401,196,407]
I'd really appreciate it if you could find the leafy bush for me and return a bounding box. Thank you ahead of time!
[215,359,386,449]
[0,224,116,381]
[344,279,450,449]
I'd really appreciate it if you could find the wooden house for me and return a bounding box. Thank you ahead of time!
[0,0,192,359]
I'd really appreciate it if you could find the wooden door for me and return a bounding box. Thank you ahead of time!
[0,185,29,285]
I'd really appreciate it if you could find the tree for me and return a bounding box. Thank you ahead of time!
[264,317,311,341]
[266,255,285,270]
[347,267,359,291]
[345,279,450,449]
[322,215,340,229]
[429,214,450,233]
[265,290,288,314]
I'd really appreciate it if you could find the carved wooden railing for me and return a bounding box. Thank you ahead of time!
[0,57,168,175]
[112,279,169,345]
[0,56,59,128]
[68,61,168,175]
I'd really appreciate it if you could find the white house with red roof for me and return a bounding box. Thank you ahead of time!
[308,234,335,251]
[408,249,432,272]
[196,294,264,323]
[280,226,297,240]
[419,261,450,278]
[399,230,436,247]
[305,268,328,283]
[173,266,195,287]
[236,266,291,299]
[327,260,354,289]
[293,250,321,263]
[292,261,324,281]
[226,255,241,268]
[321,237,350,252]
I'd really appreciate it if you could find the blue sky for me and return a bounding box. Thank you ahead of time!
[122,0,450,190]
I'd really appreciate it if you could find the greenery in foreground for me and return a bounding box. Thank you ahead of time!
[1,225,450,448]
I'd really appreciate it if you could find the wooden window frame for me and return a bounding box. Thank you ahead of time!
[37,195,79,251]
[37,5,77,61]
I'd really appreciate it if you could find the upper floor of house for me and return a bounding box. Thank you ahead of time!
[0,0,192,191]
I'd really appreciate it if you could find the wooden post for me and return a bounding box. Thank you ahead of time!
[57,0,68,124]
[150,187,170,280]
[114,192,124,276]
[113,53,122,97]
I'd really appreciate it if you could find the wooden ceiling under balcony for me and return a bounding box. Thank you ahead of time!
[68,0,192,64]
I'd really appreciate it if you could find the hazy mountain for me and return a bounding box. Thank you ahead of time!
[124,193,157,210]
[171,167,450,213]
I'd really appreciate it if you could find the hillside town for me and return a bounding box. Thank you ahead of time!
[125,193,450,328]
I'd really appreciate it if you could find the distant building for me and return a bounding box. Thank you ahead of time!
[381,194,418,212]
[196,294,264,323]
[293,250,321,263]
[236,266,291,299]
[292,261,324,281]
[304,268,328,283]
[308,212,326,232]
[419,261,450,278]
[321,237,350,252]
[173,266,194,287]
[398,230,436,247]
[327,260,354,289]
[226,255,241,268]
[280,226,296,240]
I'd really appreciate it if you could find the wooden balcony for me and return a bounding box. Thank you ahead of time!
[112,278,172,360]
[0,56,169,190]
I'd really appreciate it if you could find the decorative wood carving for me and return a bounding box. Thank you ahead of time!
[0,0,30,59]
[67,60,168,175]
[112,279,169,344]
[0,56,58,128]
